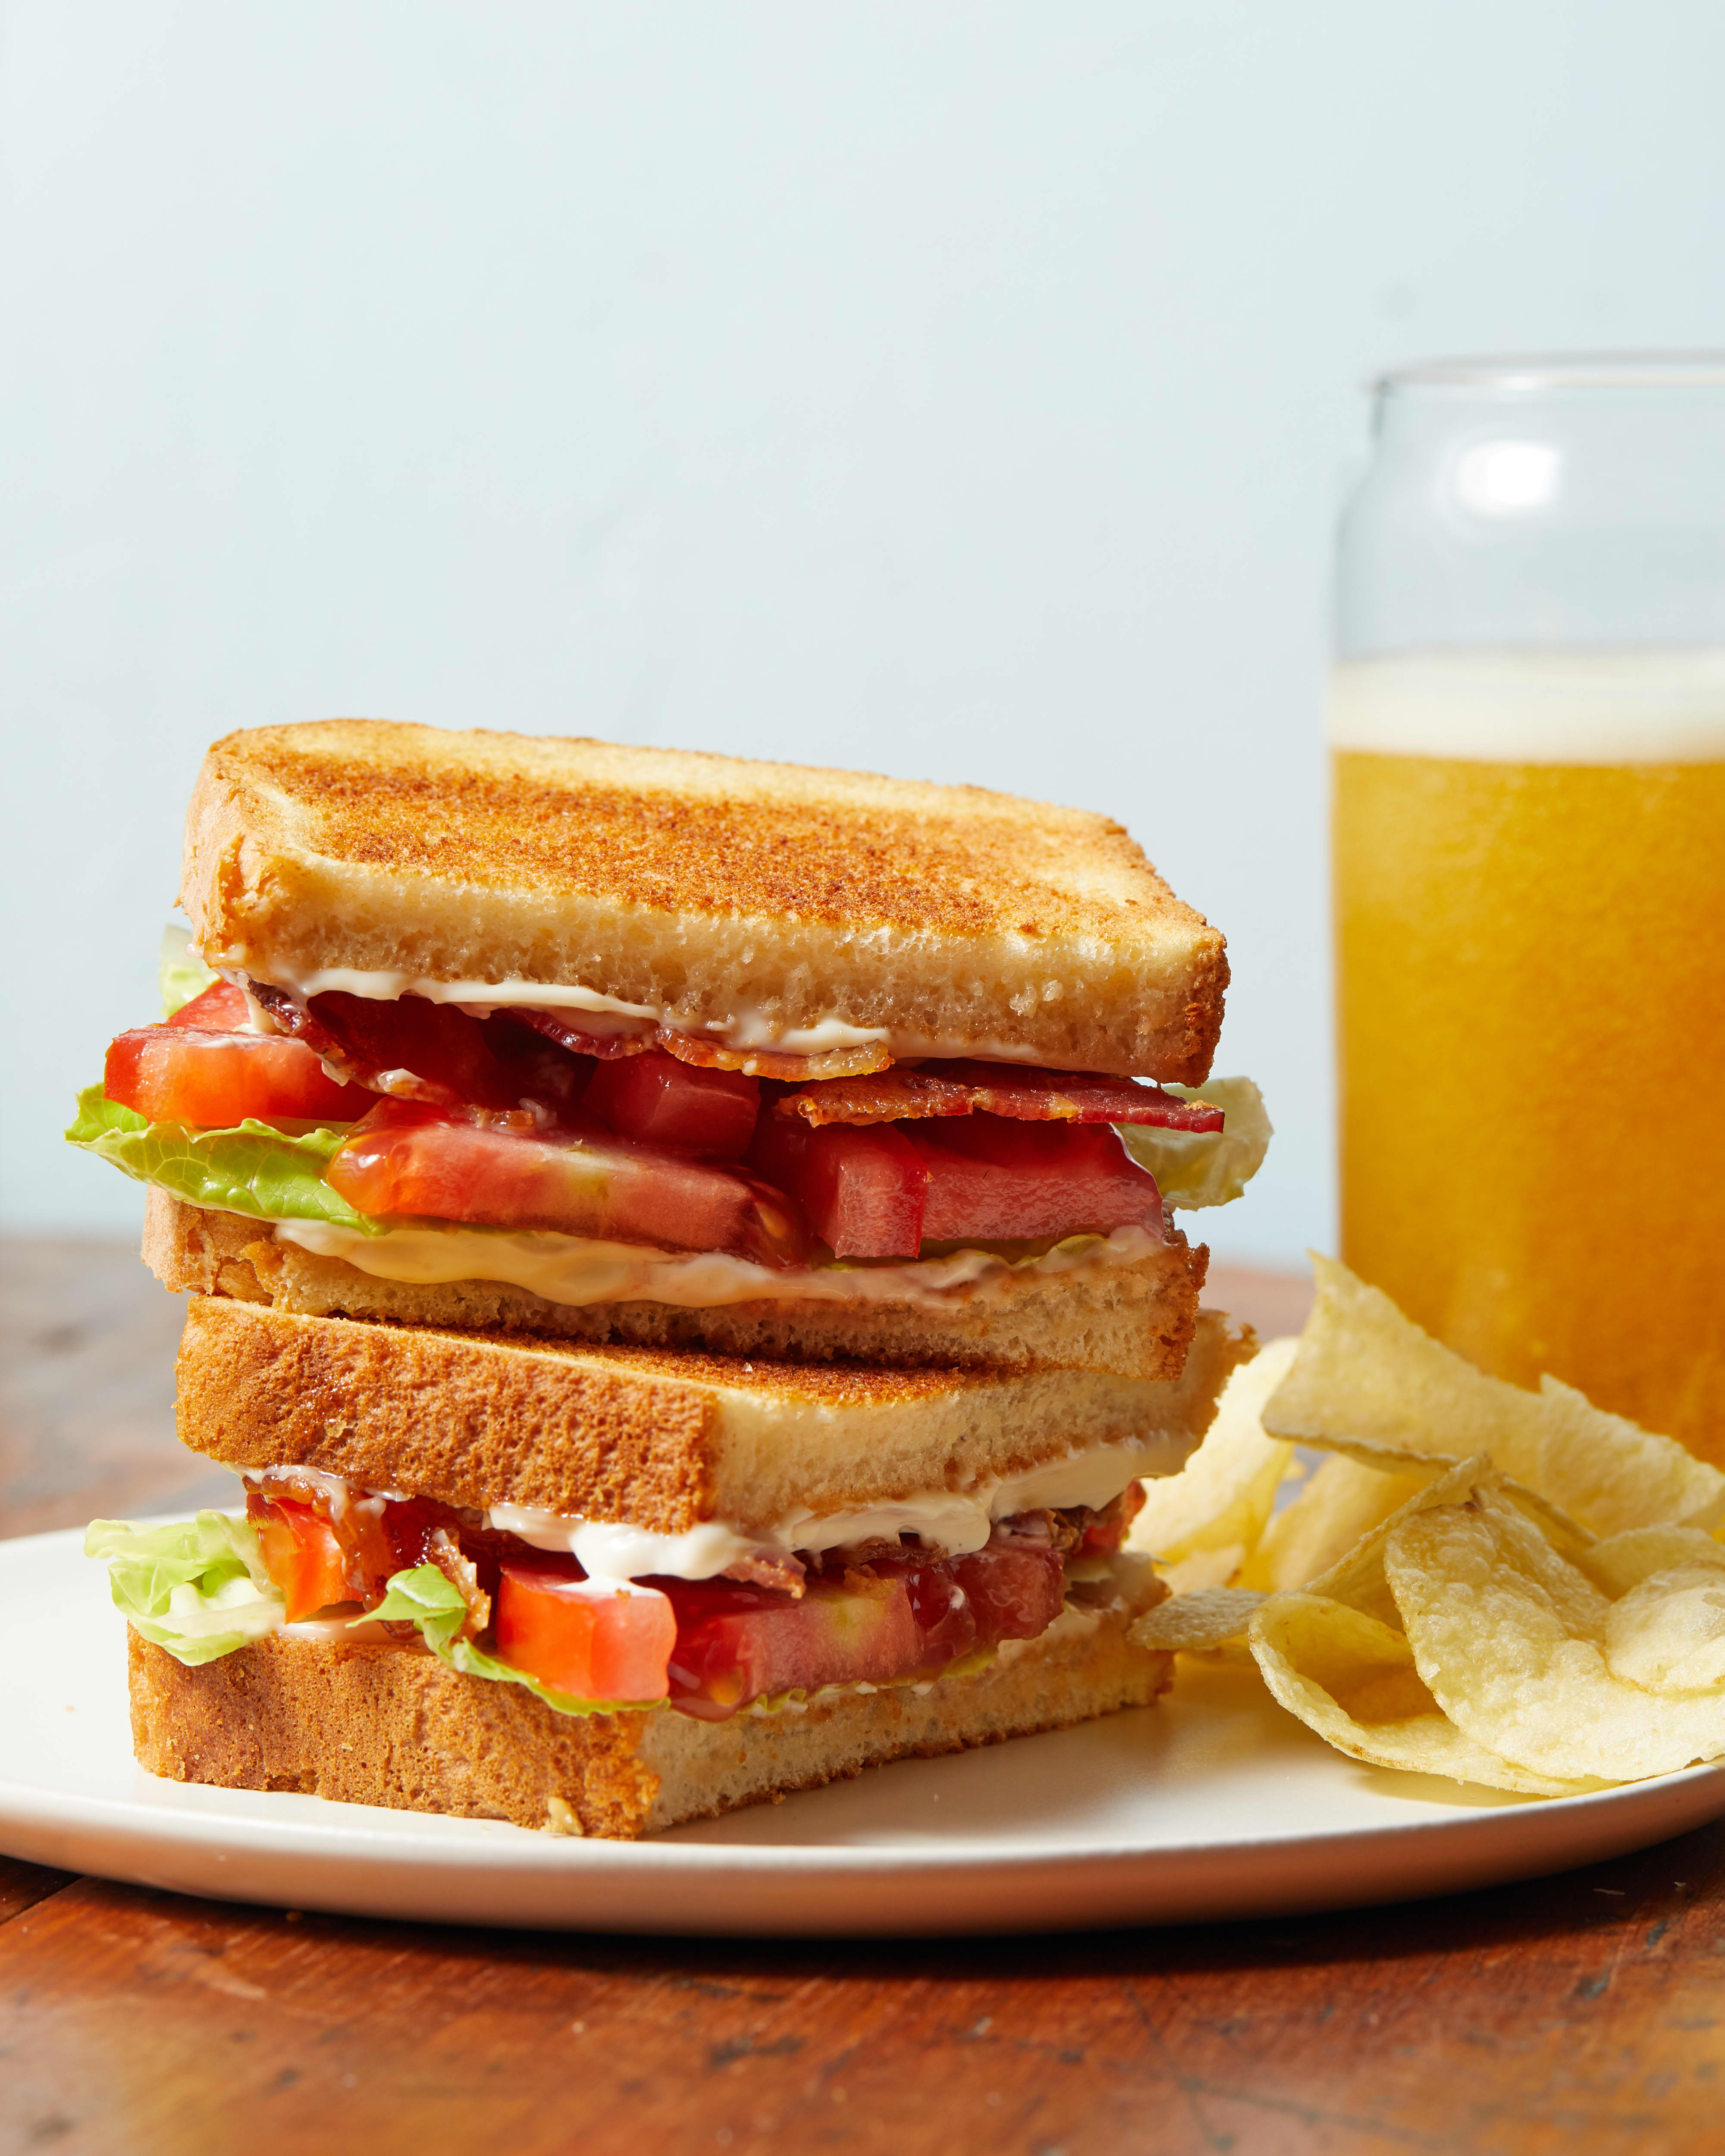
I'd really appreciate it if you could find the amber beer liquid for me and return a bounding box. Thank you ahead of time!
[1332,649,1725,1460]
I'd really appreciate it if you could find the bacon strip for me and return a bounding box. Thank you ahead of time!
[659,1030,891,1083]
[255,981,892,1095]
[774,1059,1225,1131]
[511,1009,656,1062]
[249,981,585,1120]
[520,1008,896,1082]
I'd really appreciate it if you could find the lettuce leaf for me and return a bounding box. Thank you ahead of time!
[362,1564,665,1715]
[83,1521,664,1712]
[65,1084,379,1233]
[1116,1075,1273,1210]
[159,922,218,1017]
[85,1512,285,1664]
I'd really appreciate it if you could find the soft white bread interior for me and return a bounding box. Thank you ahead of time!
[145,1190,1208,1382]
[175,1293,1249,1535]
[182,721,1228,1080]
[128,1583,1172,1839]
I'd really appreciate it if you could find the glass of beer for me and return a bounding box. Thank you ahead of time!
[1331,356,1725,1460]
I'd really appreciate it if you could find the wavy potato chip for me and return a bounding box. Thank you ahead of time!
[1245,1457,1610,1794]
[1586,1524,1725,1596]
[1263,1256,1725,1536]
[1248,1592,1594,1795]
[1603,1567,1725,1692]
[1297,1454,1528,1626]
[1241,1453,1439,1593]
[1131,1586,1267,1652]
[1386,1486,1725,1783]
[1128,1336,1298,1583]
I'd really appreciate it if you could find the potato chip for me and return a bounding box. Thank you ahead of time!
[1248,1592,1594,1795]
[1241,1453,1436,1593]
[1128,1336,1299,1583]
[1604,1567,1725,1692]
[1386,1485,1725,1782]
[1263,1255,1725,1536]
[1156,1547,1251,1595]
[1298,1454,1518,1626]
[1131,1586,1266,1652]
[1586,1524,1725,1596]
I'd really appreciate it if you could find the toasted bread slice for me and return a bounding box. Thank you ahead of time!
[128,1584,1172,1839]
[182,721,1227,1079]
[175,1293,1248,1536]
[144,1189,1208,1382]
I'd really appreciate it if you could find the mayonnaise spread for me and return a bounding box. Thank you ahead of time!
[210,951,1060,1066]
[489,1430,1164,1581]
[259,1431,1165,1586]
[271,1218,1164,1312]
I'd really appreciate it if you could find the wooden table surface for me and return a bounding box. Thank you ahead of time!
[3,1238,1722,2156]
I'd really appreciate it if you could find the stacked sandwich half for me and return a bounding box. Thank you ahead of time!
[79,723,1266,1836]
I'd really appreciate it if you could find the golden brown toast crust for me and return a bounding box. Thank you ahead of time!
[127,1597,1173,1839]
[173,1294,1248,1533]
[144,1189,1208,1382]
[182,721,1227,1080]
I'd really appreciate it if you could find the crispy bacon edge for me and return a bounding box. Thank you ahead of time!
[248,979,891,1089]
[774,1061,1225,1131]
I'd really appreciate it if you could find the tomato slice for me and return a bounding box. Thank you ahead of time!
[662,1569,922,1718]
[585,1050,759,1159]
[659,1538,1067,1718]
[104,1022,373,1127]
[948,1541,1066,1644]
[325,1100,809,1265]
[795,1124,928,1259]
[249,1496,351,1621]
[495,1560,675,1700]
[746,1116,928,1259]
[166,980,252,1030]
[911,1116,1164,1242]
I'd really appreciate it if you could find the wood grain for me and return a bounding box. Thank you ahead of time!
[0,1855,71,1927]
[1,1818,1722,2156]
[0,1236,235,1537]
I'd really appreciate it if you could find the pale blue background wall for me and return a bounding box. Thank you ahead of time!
[7,2,1725,1260]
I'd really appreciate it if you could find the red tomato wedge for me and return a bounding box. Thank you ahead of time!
[585,1050,759,1159]
[662,1569,922,1718]
[912,1116,1164,1243]
[166,980,251,1030]
[325,1100,809,1265]
[659,1538,1066,1719]
[104,990,373,1127]
[495,1560,676,1700]
[746,1115,929,1259]
[777,1060,1226,1131]
[750,1105,1165,1257]
[947,1541,1067,1643]
[248,1496,351,1621]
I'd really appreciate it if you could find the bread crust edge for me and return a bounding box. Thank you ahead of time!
[144,1189,1208,1382]
[128,1595,1173,1839]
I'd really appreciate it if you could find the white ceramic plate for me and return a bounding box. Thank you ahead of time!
[4,1523,1722,1937]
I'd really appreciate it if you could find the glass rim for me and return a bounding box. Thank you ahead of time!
[1374,351,1725,393]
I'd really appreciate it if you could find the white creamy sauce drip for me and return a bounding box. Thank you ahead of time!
[489,1433,1168,1582]
[249,1434,1166,1588]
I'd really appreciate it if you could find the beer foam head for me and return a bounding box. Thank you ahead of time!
[1328,649,1725,763]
